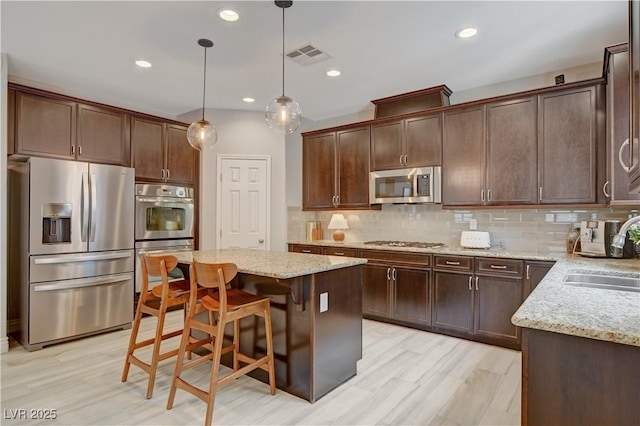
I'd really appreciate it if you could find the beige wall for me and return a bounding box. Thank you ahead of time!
[1,54,8,353]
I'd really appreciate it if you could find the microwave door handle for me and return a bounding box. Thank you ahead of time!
[89,173,97,242]
[413,173,419,198]
[81,172,89,242]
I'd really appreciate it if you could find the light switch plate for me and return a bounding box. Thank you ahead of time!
[320,292,328,313]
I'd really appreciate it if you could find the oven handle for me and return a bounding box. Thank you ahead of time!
[136,197,194,204]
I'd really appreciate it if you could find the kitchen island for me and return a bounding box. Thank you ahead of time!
[172,248,367,403]
[511,256,640,426]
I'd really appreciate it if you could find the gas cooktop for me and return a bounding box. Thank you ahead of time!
[363,240,445,249]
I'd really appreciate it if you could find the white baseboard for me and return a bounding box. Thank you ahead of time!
[1,336,9,354]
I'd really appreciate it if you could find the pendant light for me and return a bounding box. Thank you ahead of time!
[187,38,217,150]
[265,0,302,134]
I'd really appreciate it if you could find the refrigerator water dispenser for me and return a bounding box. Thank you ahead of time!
[42,203,72,244]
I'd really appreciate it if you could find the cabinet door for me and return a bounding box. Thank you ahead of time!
[524,261,554,299]
[538,87,598,203]
[166,124,197,185]
[132,116,165,181]
[405,115,442,167]
[630,0,640,193]
[442,106,485,205]
[15,91,76,159]
[303,132,336,210]
[486,97,537,205]
[362,264,391,318]
[371,121,403,170]
[77,104,129,166]
[392,267,430,325]
[432,271,473,333]
[336,126,371,208]
[473,275,522,344]
[605,49,640,203]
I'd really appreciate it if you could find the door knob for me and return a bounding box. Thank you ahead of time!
[259,239,264,243]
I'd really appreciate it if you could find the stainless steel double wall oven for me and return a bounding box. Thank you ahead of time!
[134,184,195,292]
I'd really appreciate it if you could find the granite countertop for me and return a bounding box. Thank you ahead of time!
[291,240,640,346]
[173,248,367,280]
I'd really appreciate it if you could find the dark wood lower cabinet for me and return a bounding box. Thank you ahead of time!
[474,275,521,343]
[524,261,554,299]
[392,267,430,325]
[432,271,472,333]
[362,264,392,317]
[522,328,640,426]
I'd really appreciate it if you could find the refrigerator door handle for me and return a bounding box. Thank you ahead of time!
[33,252,133,264]
[33,274,131,292]
[81,172,89,242]
[90,173,97,242]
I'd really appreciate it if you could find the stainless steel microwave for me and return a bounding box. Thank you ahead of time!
[369,166,441,204]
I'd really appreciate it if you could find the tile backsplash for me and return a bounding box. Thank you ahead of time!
[288,205,639,255]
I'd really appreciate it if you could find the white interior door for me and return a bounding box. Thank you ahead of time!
[216,155,271,250]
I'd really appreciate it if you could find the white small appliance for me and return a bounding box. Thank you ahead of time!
[460,231,491,249]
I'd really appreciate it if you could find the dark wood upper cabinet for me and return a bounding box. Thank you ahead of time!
[302,125,371,210]
[486,97,538,205]
[8,88,15,156]
[371,114,442,170]
[442,106,485,205]
[604,44,640,204]
[629,0,640,193]
[15,90,76,159]
[132,116,165,181]
[336,126,371,208]
[165,124,197,185]
[303,132,337,210]
[132,117,196,185]
[538,86,600,204]
[77,103,129,166]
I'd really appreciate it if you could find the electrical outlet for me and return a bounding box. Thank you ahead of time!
[469,219,477,230]
[320,292,328,313]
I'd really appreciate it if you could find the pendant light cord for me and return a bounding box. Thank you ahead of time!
[202,46,207,121]
[281,5,285,97]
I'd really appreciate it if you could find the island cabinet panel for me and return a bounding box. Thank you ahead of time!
[538,85,599,204]
[523,261,554,299]
[15,90,76,159]
[360,249,431,327]
[302,126,371,210]
[77,103,130,166]
[371,114,442,171]
[522,329,640,426]
[486,97,538,205]
[132,117,196,185]
[442,105,485,205]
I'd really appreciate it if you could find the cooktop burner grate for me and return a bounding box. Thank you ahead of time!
[363,240,445,249]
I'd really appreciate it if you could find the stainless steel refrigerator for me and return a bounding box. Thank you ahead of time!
[8,157,135,351]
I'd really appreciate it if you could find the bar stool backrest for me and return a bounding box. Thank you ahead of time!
[190,261,238,310]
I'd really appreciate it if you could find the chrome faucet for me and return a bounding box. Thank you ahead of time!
[610,214,640,257]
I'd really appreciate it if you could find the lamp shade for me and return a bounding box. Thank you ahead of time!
[328,214,349,230]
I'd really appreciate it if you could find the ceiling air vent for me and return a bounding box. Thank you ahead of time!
[286,44,331,65]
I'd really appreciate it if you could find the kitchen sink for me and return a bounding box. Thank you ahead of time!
[564,273,640,293]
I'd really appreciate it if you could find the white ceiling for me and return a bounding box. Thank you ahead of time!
[1,1,628,122]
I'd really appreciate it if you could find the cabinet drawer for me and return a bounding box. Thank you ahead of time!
[475,258,524,277]
[434,255,473,271]
[360,249,430,267]
[289,244,323,255]
[324,247,358,257]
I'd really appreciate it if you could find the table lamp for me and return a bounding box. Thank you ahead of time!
[328,213,349,242]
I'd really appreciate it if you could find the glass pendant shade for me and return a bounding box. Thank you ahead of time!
[187,119,217,150]
[265,95,302,134]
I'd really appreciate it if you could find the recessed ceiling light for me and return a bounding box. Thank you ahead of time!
[218,8,239,22]
[326,69,341,77]
[455,27,478,39]
[242,97,255,103]
[135,60,152,68]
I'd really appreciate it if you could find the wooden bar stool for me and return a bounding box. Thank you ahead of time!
[121,254,202,399]
[167,260,276,426]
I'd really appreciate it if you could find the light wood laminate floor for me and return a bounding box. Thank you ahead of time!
[1,311,521,425]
